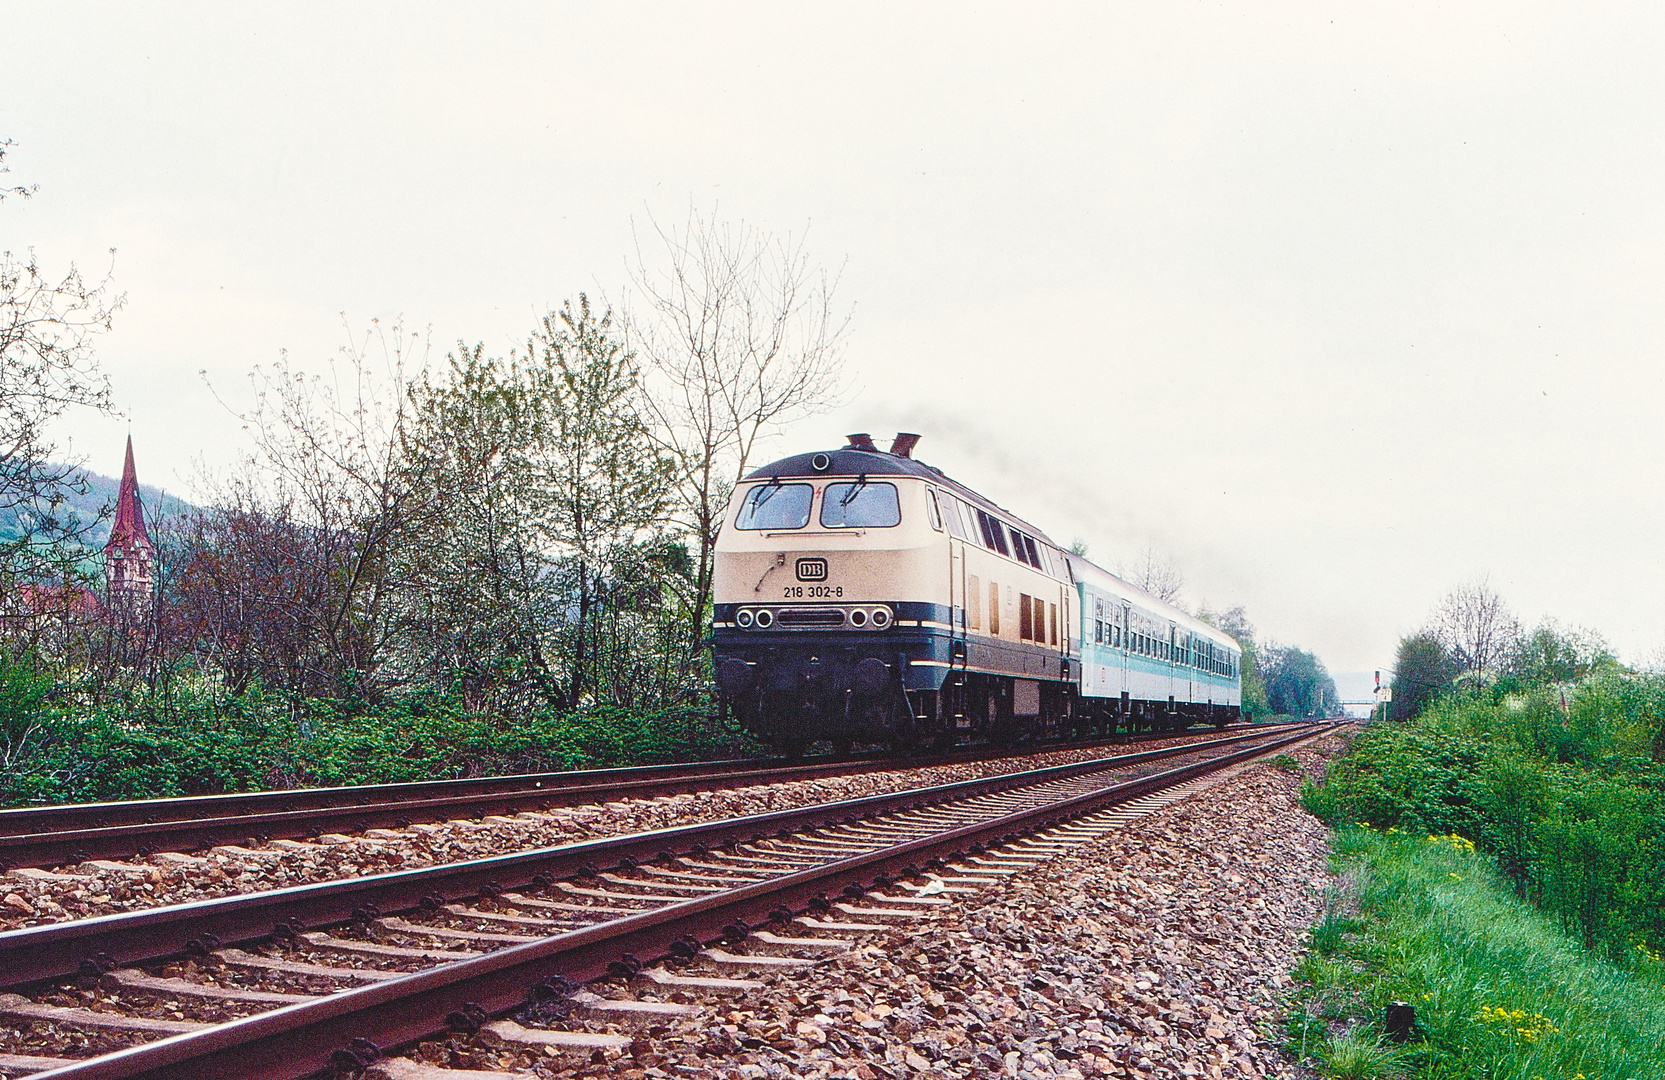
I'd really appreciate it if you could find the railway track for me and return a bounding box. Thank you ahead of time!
[0,724,1272,872]
[0,722,1333,1079]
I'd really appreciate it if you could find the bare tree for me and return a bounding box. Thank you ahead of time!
[625,208,851,667]
[1121,545,1184,605]
[209,319,427,699]
[1428,576,1522,677]
[0,140,122,586]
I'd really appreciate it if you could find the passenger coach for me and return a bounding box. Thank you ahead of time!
[711,433,1241,752]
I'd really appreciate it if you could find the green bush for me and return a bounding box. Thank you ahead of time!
[0,663,758,806]
[1304,674,1665,962]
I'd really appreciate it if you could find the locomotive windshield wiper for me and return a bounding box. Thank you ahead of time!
[839,473,869,506]
[751,477,784,508]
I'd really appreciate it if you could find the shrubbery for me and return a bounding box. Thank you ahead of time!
[0,651,756,806]
[1304,674,1665,958]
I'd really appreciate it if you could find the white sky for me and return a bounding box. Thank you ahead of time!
[6,2,1665,678]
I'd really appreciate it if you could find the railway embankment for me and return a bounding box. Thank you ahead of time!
[404,732,1344,1080]
[1292,674,1665,1078]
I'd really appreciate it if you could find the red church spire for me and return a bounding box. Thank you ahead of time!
[107,435,150,550]
[105,435,156,619]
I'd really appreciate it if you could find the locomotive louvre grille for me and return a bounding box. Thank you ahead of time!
[795,557,828,581]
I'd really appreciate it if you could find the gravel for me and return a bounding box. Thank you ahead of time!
[0,733,1273,930]
[452,730,1349,1080]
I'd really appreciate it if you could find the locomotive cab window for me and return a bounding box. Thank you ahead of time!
[734,482,813,530]
[820,481,901,528]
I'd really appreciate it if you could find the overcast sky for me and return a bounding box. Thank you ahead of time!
[7,3,1665,681]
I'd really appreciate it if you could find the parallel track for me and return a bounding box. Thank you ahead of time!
[0,724,1276,871]
[0,722,1334,1079]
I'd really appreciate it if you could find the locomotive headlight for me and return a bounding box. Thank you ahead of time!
[735,608,754,628]
[754,608,775,629]
[870,607,892,629]
[848,609,868,627]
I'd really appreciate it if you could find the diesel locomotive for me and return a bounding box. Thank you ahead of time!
[711,433,1242,753]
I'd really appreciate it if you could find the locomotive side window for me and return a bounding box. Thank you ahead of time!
[968,575,982,630]
[1012,529,1034,566]
[1022,534,1042,568]
[940,492,968,539]
[925,488,945,531]
[821,481,901,528]
[977,510,1012,556]
[734,482,813,530]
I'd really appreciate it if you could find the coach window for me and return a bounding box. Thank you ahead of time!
[734,482,814,530]
[821,481,901,528]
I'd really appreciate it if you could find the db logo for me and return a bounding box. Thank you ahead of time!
[795,558,828,581]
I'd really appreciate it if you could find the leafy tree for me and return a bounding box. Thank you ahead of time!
[396,342,553,711]
[1262,643,1339,717]
[1508,619,1617,685]
[524,295,672,708]
[1388,631,1458,721]
[395,297,673,711]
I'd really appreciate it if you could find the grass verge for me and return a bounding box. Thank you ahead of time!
[1285,825,1665,1080]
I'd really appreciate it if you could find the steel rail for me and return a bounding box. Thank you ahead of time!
[30,724,1331,1080]
[0,725,1309,989]
[0,724,1280,871]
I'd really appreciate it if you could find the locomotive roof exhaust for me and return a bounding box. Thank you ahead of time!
[844,432,921,457]
[889,432,921,458]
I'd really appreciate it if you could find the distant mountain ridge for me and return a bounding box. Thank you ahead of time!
[1,466,199,549]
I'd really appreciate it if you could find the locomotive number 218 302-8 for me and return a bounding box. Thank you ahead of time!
[783,585,843,598]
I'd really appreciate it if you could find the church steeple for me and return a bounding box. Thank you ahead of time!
[105,436,155,615]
